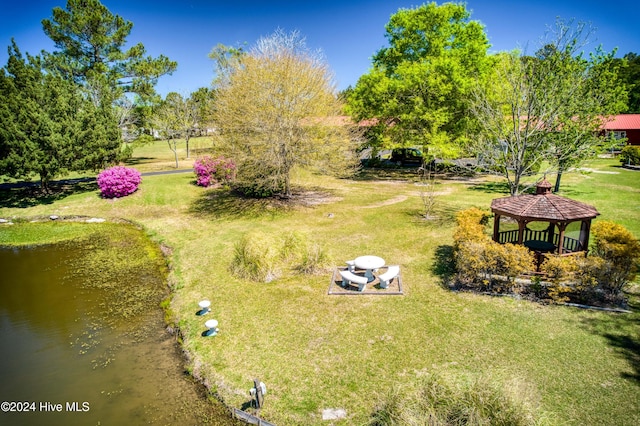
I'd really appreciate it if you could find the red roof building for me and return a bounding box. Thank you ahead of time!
[602,114,640,146]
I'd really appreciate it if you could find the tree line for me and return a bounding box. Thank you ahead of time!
[347,2,631,195]
[1,0,175,191]
[1,0,637,197]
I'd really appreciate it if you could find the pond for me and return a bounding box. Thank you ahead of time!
[0,226,239,425]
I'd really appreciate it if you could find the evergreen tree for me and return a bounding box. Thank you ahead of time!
[41,0,176,104]
[0,42,124,191]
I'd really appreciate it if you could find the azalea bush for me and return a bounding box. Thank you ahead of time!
[97,166,142,198]
[193,155,236,187]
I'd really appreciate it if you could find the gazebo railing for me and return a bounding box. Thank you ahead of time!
[496,229,550,244]
[496,230,583,253]
[496,229,519,244]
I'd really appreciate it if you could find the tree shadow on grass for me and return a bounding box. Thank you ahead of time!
[0,180,98,209]
[189,189,287,220]
[405,203,460,228]
[431,244,457,290]
[123,156,154,166]
[579,300,640,384]
[466,181,511,194]
[189,185,342,220]
[351,167,421,182]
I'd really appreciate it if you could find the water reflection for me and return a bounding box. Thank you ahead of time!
[0,231,238,425]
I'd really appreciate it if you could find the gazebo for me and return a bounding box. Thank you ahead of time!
[490,178,599,262]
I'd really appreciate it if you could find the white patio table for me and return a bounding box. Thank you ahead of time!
[354,255,385,282]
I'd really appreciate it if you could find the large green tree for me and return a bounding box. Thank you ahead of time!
[0,42,124,191]
[347,2,491,158]
[470,20,626,195]
[41,0,176,104]
[211,30,359,198]
[614,52,640,113]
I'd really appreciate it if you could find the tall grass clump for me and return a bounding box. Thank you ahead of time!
[369,372,547,426]
[230,231,280,282]
[282,231,333,275]
[230,230,332,282]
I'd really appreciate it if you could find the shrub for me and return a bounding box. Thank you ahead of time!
[496,243,535,288]
[193,155,236,187]
[540,255,578,303]
[591,221,640,295]
[453,208,534,290]
[453,207,490,247]
[540,255,577,282]
[619,145,640,166]
[97,166,142,198]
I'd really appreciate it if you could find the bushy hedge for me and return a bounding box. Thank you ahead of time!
[591,221,640,295]
[453,208,534,291]
[453,209,639,306]
[619,145,640,166]
[193,155,236,187]
[97,166,141,198]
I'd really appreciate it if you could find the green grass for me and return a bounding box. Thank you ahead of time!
[1,149,638,425]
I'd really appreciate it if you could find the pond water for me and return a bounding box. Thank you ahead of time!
[0,235,238,425]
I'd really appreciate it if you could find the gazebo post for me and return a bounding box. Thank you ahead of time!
[580,220,592,252]
[493,214,500,242]
[517,220,526,244]
[557,223,568,254]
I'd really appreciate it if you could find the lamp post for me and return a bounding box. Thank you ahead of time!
[198,299,211,315]
[204,319,218,336]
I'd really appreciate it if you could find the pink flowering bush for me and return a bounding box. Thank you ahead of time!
[97,166,142,198]
[193,155,236,187]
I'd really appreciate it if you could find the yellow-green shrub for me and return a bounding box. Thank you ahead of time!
[454,207,490,247]
[540,255,578,303]
[540,255,577,282]
[591,221,640,294]
[454,208,534,289]
[497,243,535,284]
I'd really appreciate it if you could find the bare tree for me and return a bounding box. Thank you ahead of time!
[211,29,359,197]
[417,164,438,219]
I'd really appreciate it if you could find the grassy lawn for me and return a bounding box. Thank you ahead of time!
[1,142,639,425]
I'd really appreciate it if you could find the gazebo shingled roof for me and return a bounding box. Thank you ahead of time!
[490,178,599,257]
[490,189,599,222]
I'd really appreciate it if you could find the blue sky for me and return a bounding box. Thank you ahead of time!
[1,0,638,97]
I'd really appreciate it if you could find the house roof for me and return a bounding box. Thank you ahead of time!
[490,179,599,222]
[602,114,640,130]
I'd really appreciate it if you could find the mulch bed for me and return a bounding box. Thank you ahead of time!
[328,266,404,295]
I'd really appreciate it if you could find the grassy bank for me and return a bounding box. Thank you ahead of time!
[1,144,638,425]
